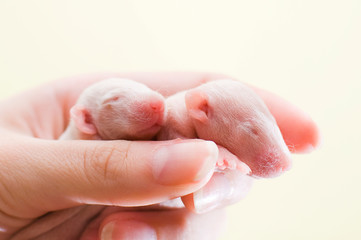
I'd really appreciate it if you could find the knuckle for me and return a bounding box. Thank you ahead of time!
[83,141,132,184]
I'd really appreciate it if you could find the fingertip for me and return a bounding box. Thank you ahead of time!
[250,85,321,154]
[185,170,253,214]
[285,116,321,154]
[152,140,218,186]
[96,207,227,240]
[181,194,196,212]
[100,220,157,240]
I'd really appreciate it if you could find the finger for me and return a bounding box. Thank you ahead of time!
[180,146,253,214]
[182,169,254,213]
[1,137,218,218]
[9,206,104,240]
[16,72,318,152]
[250,86,320,153]
[57,72,229,100]
[80,208,226,240]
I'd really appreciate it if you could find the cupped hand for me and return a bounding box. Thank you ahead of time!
[0,72,319,239]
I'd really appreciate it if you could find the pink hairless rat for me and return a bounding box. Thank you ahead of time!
[59,78,165,141]
[157,79,292,178]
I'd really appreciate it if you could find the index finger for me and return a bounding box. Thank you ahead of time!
[250,85,320,153]
[56,72,228,104]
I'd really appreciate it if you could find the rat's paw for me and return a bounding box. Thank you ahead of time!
[216,145,251,175]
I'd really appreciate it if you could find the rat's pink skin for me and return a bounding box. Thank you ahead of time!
[60,78,165,141]
[158,79,292,178]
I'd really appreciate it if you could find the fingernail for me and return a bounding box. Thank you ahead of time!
[193,169,253,214]
[236,161,252,175]
[101,220,157,240]
[299,143,315,153]
[153,140,218,185]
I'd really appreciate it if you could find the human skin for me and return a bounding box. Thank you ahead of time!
[0,72,319,239]
[61,78,287,214]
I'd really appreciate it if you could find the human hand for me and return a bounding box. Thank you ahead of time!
[0,72,319,239]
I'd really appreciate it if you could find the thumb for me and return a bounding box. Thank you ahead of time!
[1,137,218,218]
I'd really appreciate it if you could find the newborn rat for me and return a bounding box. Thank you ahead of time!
[59,78,165,141]
[157,79,292,178]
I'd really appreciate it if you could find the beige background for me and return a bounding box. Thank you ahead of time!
[1,0,360,239]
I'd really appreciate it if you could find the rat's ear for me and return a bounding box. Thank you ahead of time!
[185,90,210,123]
[70,105,97,135]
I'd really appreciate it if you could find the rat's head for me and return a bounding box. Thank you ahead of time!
[185,80,292,178]
[71,78,165,140]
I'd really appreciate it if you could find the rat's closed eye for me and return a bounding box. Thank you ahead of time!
[238,121,261,138]
[102,96,120,104]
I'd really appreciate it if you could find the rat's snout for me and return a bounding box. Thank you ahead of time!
[127,95,166,140]
[251,146,292,178]
[146,97,165,125]
[135,94,165,126]
[149,98,165,113]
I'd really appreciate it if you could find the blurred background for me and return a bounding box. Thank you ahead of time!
[0,0,360,239]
